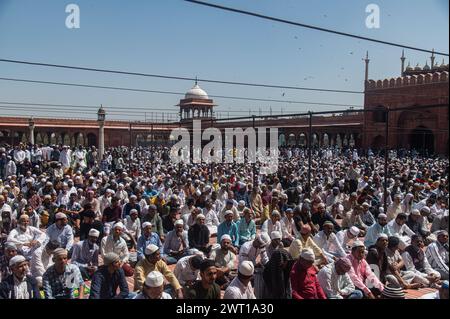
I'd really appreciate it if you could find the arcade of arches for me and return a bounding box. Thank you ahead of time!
[279,131,360,148]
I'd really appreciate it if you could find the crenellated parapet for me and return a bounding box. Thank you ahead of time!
[366,71,448,90]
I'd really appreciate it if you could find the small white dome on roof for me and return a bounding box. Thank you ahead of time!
[414,63,422,71]
[185,84,209,100]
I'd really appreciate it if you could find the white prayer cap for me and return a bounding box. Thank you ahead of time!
[411,209,421,216]
[379,207,385,214]
[362,202,370,207]
[88,229,100,237]
[130,195,137,199]
[145,244,159,255]
[142,222,152,229]
[174,219,184,226]
[271,210,281,217]
[55,212,67,220]
[4,242,17,251]
[145,271,164,288]
[257,233,271,246]
[113,222,125,230]
[270,231,282,240]
[224,210,233,217]
[195,189,202,196]
[130,209,138,215]
[352,240,365,248]
[9,255,26,267]
[196,214,205,220]
[377,234,388,241]
[238,200,246,206]
[238,261,254,276]
[378,213,387,219]
[420,206,431,214]
[220,234,232,242]
[300,249,315,262]
[349,226,360,236]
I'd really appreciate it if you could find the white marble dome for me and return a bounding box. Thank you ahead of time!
[185,84,209,100]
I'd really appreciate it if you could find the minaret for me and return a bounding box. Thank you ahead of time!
[400,50,406,76]
[430,49,435,70]
[364,51,370,82]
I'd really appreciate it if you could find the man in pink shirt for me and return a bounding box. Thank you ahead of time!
[347,240,384,299]
[290,248,327,299]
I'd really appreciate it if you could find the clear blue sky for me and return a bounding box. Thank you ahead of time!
[0,0,448,121]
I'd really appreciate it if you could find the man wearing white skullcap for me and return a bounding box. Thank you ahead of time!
[188,213,211,256]
[70,228,100,280]
[45,212,74,252]
[134,271,172,299]
[223,261,256,299]
[42,248,85,299]
[101,221,133,277]
[364,212,391,247]
[0,255,40,299]
[266,231,284,260]
[238,233,271,267]
[313,221,347,261]
[291,249,326,299]
[217,209,240,249]
[261,210,282,235]
[134,242,183,298]
[122,193,141,220]
[163,219,190,265]
[124,208,141,245]
[346,239,384,299]
[210,234,237,288]
[7,214,46,259]
[137,221,164,262]
[336,226,360,254]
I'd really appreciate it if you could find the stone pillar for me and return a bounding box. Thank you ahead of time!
[99,122,105,160]
[29,125,35,145]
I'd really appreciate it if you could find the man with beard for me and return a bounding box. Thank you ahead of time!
[364,213,391,247]
[79,210,103,243]
[184,259,221,299]
[7,214,46,260]
[71,228,100,280]
[0,255,40,299]
[402,235,441,287]
[347,241,384,298]
[426,230,449,280]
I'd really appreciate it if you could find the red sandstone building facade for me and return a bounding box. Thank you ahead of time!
[0,53,448,154]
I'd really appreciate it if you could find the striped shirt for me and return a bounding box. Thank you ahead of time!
[425,241,449,274]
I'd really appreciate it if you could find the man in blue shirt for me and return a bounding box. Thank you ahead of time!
[137,222,164,261]
[89,252,132,299]
[217,210,239,251]
[237,208,256,246]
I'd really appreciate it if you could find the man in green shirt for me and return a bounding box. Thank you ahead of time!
[184,259,221,299]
